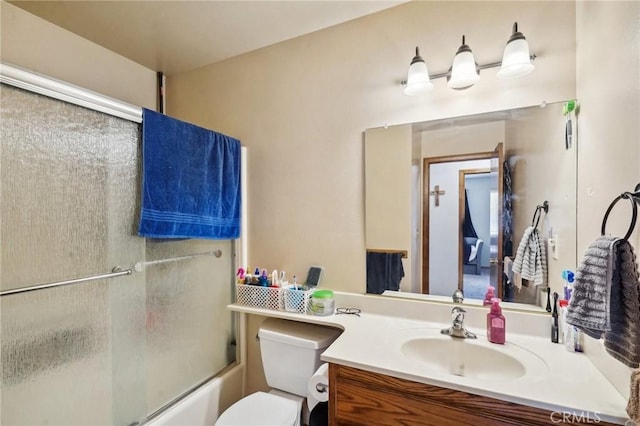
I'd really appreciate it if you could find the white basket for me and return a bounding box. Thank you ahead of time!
[235,284,282,311]
[235,284,310,314]
[282,286,311,314]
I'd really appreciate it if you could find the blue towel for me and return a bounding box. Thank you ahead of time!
[366,251,405,294]
[138,108,241,240]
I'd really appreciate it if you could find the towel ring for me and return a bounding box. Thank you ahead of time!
[601,192,638,241]
[531,201,549,229]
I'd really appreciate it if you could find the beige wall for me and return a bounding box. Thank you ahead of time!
[506,104,577,304]
[0,1,156,109]
[576,0,640,398]
[421,121,505,158]
[168,1,576,294]
[364,125,412,291]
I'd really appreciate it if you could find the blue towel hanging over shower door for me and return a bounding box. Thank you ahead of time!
[138,108,241,240]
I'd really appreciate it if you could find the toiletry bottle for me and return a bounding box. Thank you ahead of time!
[574,329,584,352]
[564,325,576,352]
[259,268,269,287]
[244,267,253,285]
[483,285,495,306]
[236,268,245,284]
[562,270,575,301]
[487,298,505,344]
[279,271,288,287]
[551,292,559,343]
[558,299,569,344]
[251,267,260,285]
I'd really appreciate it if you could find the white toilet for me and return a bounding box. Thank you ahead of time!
[215,318,341,426]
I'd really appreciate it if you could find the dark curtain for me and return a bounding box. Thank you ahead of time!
[503,160,515,302]
[503,161,513,257]
[462,189,478,238]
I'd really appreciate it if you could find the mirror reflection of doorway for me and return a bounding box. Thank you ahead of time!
[459,169,492,299]
[422,144,503,300]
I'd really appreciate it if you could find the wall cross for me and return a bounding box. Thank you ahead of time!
[429,184,446,206]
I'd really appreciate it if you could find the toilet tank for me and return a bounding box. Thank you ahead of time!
[258,318,342,397]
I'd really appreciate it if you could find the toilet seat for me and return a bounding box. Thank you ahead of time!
[215,391,299,426]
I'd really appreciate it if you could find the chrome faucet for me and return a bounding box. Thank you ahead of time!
[441,307,477,339]
[452,289,464,304]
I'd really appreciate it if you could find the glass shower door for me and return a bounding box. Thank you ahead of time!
[1,83,236,426]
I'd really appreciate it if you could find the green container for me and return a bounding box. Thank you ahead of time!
[310,289,335,316]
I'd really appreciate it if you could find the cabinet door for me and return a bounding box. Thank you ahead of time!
[329,364,618,426]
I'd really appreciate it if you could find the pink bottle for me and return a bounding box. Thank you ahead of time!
[487,298,506,344]
[482,285,495,306]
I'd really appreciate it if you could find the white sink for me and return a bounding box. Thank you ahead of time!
[398,331,549,381]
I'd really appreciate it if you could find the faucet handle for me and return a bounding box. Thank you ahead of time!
[451,306,466,323]
[451,306,466,315]
[452,289,464,303]
[442,307,477,339]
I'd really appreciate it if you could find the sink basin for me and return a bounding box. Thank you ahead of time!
[400,335,547,381]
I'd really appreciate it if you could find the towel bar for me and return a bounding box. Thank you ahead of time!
[134,250,223,271]
[531,201,549,229]
[366,249,408,259]
[601,185,640,241]
[0,266,133,297]
[2,250,225,296]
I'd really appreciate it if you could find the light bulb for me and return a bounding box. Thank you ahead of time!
[497,22,535,79]
[404,47,433,96]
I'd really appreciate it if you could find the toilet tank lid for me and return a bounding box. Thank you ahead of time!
[258,318,342,349]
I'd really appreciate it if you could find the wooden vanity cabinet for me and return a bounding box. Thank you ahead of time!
[328,364,618,426]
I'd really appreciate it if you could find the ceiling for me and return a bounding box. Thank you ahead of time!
[9,0,405,76]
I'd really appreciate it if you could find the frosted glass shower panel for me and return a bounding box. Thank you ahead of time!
[0,85,142,289]
[0,85,146,425]
[145,239,235,413]
[1,82,237,425]
[1,283,114,424]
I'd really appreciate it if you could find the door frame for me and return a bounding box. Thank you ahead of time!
[422,146,503,296]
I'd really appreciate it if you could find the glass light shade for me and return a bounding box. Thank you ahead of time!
[448,50,480,89]
[497,25,535,79]
[404,48,433,96]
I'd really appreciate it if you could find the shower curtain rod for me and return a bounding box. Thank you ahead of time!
[0,266,133,297]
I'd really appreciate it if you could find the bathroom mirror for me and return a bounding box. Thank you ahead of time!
[364,101,577,309]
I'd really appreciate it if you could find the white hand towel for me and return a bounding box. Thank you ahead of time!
[628,368,640,423]
[512,226,546,286]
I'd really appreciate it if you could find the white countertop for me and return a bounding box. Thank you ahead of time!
[228,299,629,425]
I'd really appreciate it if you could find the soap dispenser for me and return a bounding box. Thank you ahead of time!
[483,285,495,306]
[487,298,506,344]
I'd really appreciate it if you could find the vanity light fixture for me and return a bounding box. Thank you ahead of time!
[403,47,434,96]
[497,22,535,79]
[402,22,536,96]
[447,35,480,90]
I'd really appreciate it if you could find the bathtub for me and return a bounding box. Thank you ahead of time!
[144,365,244,426]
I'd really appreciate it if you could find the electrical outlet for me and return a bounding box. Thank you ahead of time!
[549,234,559,260]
